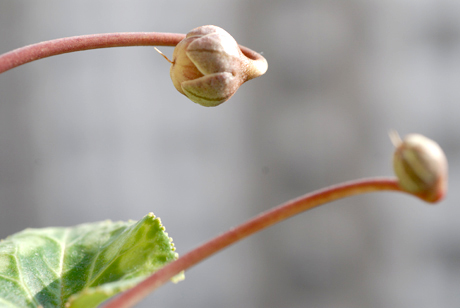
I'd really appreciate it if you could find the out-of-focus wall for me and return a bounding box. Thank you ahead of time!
[1,1,459,307]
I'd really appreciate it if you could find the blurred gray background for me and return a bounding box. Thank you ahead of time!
[1,1,460,307]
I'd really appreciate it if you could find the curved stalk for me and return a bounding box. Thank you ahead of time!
[102,177,416,308]
[0,32,265,74]
[0,32,183,74]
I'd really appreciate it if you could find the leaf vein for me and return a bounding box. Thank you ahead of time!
[85,250,102,286]
[41,255,59,278]
[0,273,20,284]
[12,245,41,306]
[86,229,135,287]
[58,228,71,306]
[33,233,62,248]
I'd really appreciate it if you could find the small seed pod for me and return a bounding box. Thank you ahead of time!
[392,133,448,203]
[170,25,268,107]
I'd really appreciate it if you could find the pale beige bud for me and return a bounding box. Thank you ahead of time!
[392,133,448,203]
[170,25,268,107]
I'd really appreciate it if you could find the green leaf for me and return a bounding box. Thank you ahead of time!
[0,213,181,308]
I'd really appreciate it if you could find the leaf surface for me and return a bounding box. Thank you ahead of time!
[0,213,180,308]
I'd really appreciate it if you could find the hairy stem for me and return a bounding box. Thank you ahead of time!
[0,32,265,74]
[102,177,411,308]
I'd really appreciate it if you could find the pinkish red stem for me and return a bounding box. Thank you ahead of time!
[102,177,409,308]
[0,32,185,74]
[0,32,264,74]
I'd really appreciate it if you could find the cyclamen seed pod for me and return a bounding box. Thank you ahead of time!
[170,25,268,107]
[392,133,448,203]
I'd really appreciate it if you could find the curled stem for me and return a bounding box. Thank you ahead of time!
[102,177,414,308]
[0,32,184,74]
[0,32,265,75]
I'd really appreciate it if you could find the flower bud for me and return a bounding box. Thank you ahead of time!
[170,25,268,107]
[392,133,448,203]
